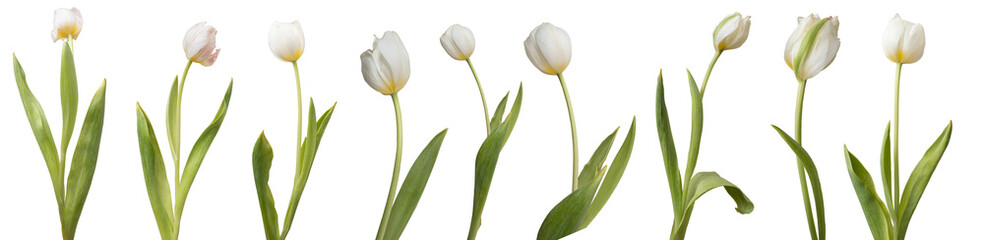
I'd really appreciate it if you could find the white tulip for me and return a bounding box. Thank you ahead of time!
[440,24,476,60]
[524,23,572,75]
[883,14,925,64]
[51,7,82,42]
[268,21,306,62]
[183,22,220,67]
[361,31,411,95]
[784,14,840,81]
[714,12,751,51]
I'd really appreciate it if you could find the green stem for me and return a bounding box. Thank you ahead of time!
[893,62,902,220]
[376,93,404,240]
[466,59,491,135]
[795,79,818,240]
[557,73,579,192]
[699,50,723,98]
[293,61,303,176]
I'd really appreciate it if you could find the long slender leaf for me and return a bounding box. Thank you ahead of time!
[469,85,522,239]
[773,125,826,240]
[60,41,79,167]
[383,129,449,240]
[282,99,319,239]
[63,80,107,237]
[536,166,606,240]
[136,103,174,240]
[488,92,510,131]
[844,147,893,240]
[655,71,683,216]
[577,128,618,189]
[175,79,233,220]
[12,55,64,208]
[166,76,181,171]
[896,122,953,240]
[252,132,280,240]
[582,117,637,228]
[683,70,703,185]
[878,123,894,220]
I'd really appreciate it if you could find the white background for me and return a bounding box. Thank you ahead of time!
[1,0,979,239]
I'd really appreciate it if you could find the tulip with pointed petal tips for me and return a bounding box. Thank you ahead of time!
[183,22,220,67]
[361,31,411,95]
[785,14,840,81]
[269,21,306,62]
[713,12,751,51]
[883,14,925,64]
[524,23,572,75]
[51,7,82,42]
[441,24,476,60]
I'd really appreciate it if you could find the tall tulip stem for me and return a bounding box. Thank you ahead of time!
[892,63,902,216]
[293,61,303,168]
[557,73,579,192]
[700,50,723,98]
[794,79,818,240]
[376,93,404,240]
[174,60,193,188]
[467,58,490,135]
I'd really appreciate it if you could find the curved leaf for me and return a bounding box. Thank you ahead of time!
[469,85,522,240]
[655,71,683,216]
[537,166,606,240]
[64,80,107,237]
[383,129,449,240]
[175,79,234,220]
[165,76,180,174]
[772,125,825,239]
[252,132,280,240]
[12,55,64,208]
[136,103,174,240]
[682,172,753,214]
[878,123,894,221]
[844,147,893,240]
[897,122,953,240]
[683,70,703,186]
[582,117,637,227]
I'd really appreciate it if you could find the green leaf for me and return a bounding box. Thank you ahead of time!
[469,85,522,240]
[12,55,64,208]
[844,147,894,240]
[136,103,174,240]
[536,166,606,240]
[252,132,280,240]
[383,129,449,240]
[175,79,233,220]
[488,92,510,131]
[772,125,826,239]
[878,123,894,220]
[577,128,618,189]
[897,122,953,240]
[655,71,683,216]
[582,117,637,228]
[682,172,754,214]
[60,41,79,166]
[165,76,180,171]
[683,70,703,185]
[63,80,107,237]
[282,99,328,239]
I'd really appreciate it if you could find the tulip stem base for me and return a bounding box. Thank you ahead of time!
[467,59,490,135]
[376,93,404,240]
[557,73,579,192]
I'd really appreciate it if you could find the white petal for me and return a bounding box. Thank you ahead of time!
[901,23,925,63]
[524,25,555,74]
[533,23,571,74]
[268,21,305,62]
[786,14,819,70]
[51,7,82,42]
[883,14,906,63]
[361,49,391,95]
[801,17,840,80]
[375,31,410,93]
[714,13,741,50]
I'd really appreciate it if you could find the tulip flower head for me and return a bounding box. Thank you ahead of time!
[714,12,751,51]
[51,7,82,42]
[440,24,476,60]
[183,22,220,67]
[785,14,840,81]
[524,23,572,75]
[269,21,306,62]
[361,31,411,95]
[883,14,925,64]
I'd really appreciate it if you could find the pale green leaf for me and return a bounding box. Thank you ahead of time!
[844,147,893,240]
[655,72,683,216]
[136,103,174,239]
[12,55,64,208]
[59,41,79,165]
[897,122,953,240]
[63,80,107,237]
[252,132,280,240]
[383,129,449,240]
[165,76,180,170]
[536,166,606,240]
[773,125,826,239]
[175,79,233,220]
[469,85,522,240]
[582,117,637,228]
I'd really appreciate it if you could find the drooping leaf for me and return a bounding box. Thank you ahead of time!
[683,70,703,185]
[165,76,181,173]
[175,79,233,220]
[383,129,449,240]
[844,147,893,240]
[252,132,280,240]
[682,172,754,214]
[896,122,953,240]
[60,41,79,166]
[63,80,107,237]
[12,55,64,207]
[655,71,683,216]
[582,117,637,228]
[469,85,522,240]
[773,125,826,240]
[878,123,894,220]
[136,103,174,240]
[536,166,606,240]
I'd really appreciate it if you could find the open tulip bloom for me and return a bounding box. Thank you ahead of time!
[135,21,234,240]
[252,20,338,240]
[12,7,107,240]
[842,14,951,240]
[523,23,638,240]
[772,14,840,240]
[362,31,450,240]
[656,13,755,240]
[439,24,526,240]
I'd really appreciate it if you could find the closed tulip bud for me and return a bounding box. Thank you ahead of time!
[713,12,751,51]
[883,14,925,64]
[524,23,572,75]
[440,24,476,60]
[268,21,305,62]
[361,31,411,95]
[183,22,220,67]
[784,14,840,81]
[51,7,82,42]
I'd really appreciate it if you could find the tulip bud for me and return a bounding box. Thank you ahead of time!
[440,24,476,60]
[883,14,925,64]
[361,31,411,95]
[183,22,220,67]
[713,12,751,51]
[784,14,840,81]
[268,21,306,62]
[524,23,572,75]
[51,7,83,42]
